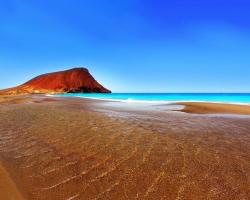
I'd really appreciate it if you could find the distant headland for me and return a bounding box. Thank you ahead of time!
[0,67,111,95]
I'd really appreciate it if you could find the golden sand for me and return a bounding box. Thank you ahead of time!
[0,161,24,200]
[0,96,250,199]
[178,102,250,115]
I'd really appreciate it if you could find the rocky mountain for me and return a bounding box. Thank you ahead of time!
[0,67,111,95]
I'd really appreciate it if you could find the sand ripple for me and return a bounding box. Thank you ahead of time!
[0,99,250,199]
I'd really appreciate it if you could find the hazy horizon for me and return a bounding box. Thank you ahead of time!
[1,0,250,93]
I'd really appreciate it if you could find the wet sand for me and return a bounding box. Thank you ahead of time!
[0,95,250,199]
[178,102,250,115]
[0,161,24,200]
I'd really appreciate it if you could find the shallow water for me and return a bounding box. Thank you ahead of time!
[56,93,250,104]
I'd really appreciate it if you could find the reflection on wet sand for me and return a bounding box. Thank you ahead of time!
[0,96,250,199]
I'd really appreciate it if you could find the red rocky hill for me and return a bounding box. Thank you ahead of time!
[0,68,111,95]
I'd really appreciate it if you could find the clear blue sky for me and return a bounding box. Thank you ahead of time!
[1,0,250,92]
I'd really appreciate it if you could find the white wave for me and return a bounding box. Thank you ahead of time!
[45,94,58,97]
[46,94,250,105]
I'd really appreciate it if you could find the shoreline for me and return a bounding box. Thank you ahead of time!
[51,93,250,106]
[48,95,250,116]
[2,94,250,116]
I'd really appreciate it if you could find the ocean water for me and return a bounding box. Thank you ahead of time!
[55,93,250,104]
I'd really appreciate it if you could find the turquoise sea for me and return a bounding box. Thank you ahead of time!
[55,93,250,104]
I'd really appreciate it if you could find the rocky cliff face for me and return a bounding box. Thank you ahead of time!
[0,68,111,95]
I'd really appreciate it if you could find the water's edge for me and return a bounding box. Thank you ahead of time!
[50,93,250,105]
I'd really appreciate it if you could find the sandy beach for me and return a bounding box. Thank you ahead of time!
[177,102,250,115]
[0,161,24,200]
[0,95,250,199]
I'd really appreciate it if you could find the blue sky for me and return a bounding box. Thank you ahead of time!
[1,0,250,92]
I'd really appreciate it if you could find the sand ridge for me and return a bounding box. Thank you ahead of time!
[178,102,250,115]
